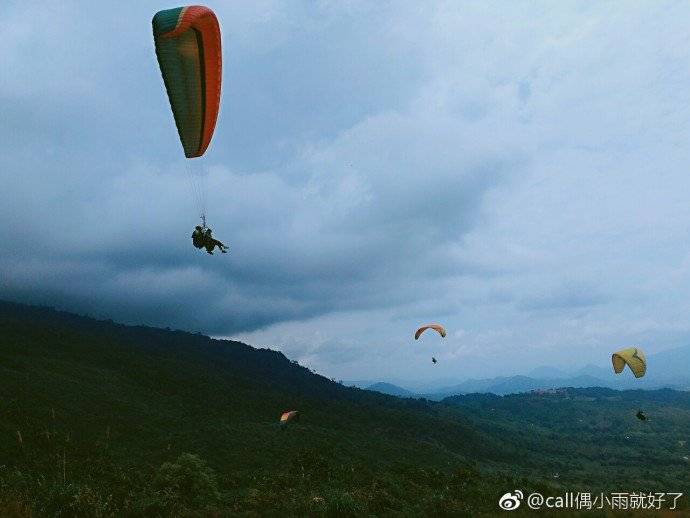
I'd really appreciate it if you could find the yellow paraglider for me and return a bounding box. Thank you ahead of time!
[611,347,646,378]
[414,324,446,340]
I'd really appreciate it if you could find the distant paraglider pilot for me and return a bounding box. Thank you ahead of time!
[636,410,648,421]
[191,225,228,255]
[432,357,437,364]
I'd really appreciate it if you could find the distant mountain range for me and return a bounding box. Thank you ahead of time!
[366,346,690,398]
[366,382,414,397]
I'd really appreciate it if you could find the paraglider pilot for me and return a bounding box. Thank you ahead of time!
[192,225,228,255]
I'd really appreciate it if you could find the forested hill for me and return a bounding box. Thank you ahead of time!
[1,300,689,516]
[0,301,512,516]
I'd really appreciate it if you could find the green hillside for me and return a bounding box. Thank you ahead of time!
[446,390,690,491]
[0,302,687,516]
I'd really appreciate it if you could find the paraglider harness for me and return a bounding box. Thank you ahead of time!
[192,214,228,254]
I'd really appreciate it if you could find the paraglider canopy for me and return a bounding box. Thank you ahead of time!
[280,410,299,427]
[611,347,646,378]
[153,6,223,229]
[415,324,446,340]
[152,5,222,159]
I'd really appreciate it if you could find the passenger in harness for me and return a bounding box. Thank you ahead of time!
[202,227,228,255]
[191,225,228,255]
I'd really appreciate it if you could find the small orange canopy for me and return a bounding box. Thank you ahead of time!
[280,410,299,424]
[414,324,446,340]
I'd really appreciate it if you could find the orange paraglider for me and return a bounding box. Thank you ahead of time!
[280,410,299,428]
[414,324,446,340]
[153,5,228,248]
[152,6,221,159]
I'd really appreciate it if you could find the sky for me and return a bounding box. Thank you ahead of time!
[3,1,690,384]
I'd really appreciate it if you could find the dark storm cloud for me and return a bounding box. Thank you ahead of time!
[0,0,518,336]
[4,2,690,380]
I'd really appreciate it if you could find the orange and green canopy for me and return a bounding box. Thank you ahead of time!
[153,6,221,158]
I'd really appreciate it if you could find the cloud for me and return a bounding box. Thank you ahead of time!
[4,2,690,380]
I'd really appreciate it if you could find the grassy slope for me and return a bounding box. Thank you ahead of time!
[0,301,688,516]
[0,303,517,516]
